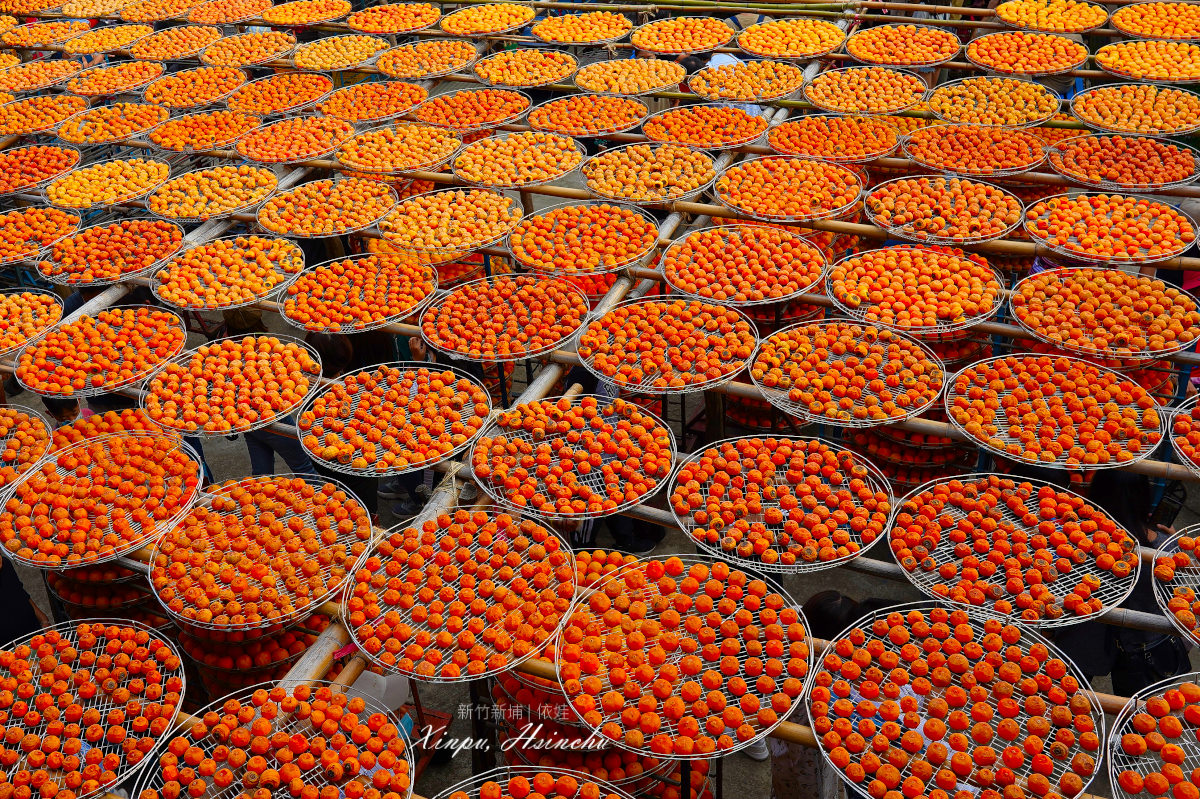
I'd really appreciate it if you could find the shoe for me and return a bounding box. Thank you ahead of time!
[743,737,769,762]
[378,479,408,500]
[391,500,420,518]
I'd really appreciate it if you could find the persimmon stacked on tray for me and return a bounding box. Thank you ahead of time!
[298,364,489,474]
[558,556,810,756]
[0,621,185,799]
[577,297,757,393]
[890,475,1139,622]
[808,604,1103,799]
[134,684,413,799]
[750,321,945,426]
[345,508,575,679]
[948,354,1164,466]
[472,395,675,518]
[150,475,372,631]
[0,432,201,565]
[16,306,186,397]
[143,335,321,435]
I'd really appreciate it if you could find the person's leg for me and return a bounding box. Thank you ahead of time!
[244,430,278,476]
[264,428,316,475]
[182,436,214,484]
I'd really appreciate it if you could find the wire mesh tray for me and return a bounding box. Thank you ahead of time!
[669,434,892,574]
[0,58,83,94]
[186,0,270,23]
[52,101,169,146]
[439,3,536,37]
[140,332,324,438]
[236,114,356,164]
[346,2,440,35]
[471,393,677,521]
[714,155,864,223]
[419,272,589,364]
[576,294,760,396]
[41,154,173,212]
[0,617,186,799]
[1095,40,1200,85]
[0,19,89,47]
[843,22,963,68]
[889,474,1140,626]
[129,24,222,61]
[0,206,81,268]
[0,287,64,359]
[199,30,297,68]
[900,123,1048,178]
[807,600,1106,799]
[826,244,1006,335]
[413,87,532,133]
[507,199,660,276]
[35,213,183,287]
[1023,191,1198,265]
[1150,525,1200,643]
[555,553,812,759]
[64,59,165,96]
[0,432,203,568]
[1107,670,1200,799]
[149,233,305,311]
[452,130,586,188]
[527,93,648,137]
[257,174,399,240]
[379,185,521,260]
[1170,393,1200,479]
[224,71,334,118]
[661,223,828,307]
[1111,0,1200,40]
[750,318,946,429]
[572,58,686,98]
[1046,133,1200,192]
[47,573,149,611]
[0,404,53,483]
[995,0,1110,32]
[472,47,578,89]
[530,10,632,45]
[292,33,389,72]
[0,94,89,136]
[148,472,371,638]
[130,680,415,799]
[641,101,771,152]
[142,65,248,110]
[35,215,184,287]
[143,108,262,153]
[963,30,1090,76]
[686,58,805,103]
[314,79,428,125]
[582,141,717,207]
[864,173,1026,246]
[144,162,281,223]
[1070,82,1200,138]
[434,768,634,799]
[62,24,154,55]
[944,353,1166,469]
[376,38,480,80]
[802,65,930,115]
[280,251,438,333]
[1009,266,1200,363]
[765,114,900,164]
[296,360,491,477]
[334,121,461,175]
[736,17,846,60]
[629,16,736,56]
[344,507,576,683]
[927,75,1062,128]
